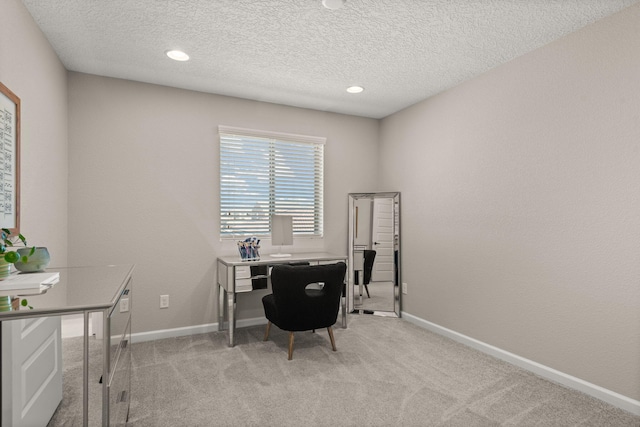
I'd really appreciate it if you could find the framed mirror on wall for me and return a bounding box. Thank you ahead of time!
[347,192,401,317]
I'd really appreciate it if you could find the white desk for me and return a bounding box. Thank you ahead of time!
[216,252,348,347]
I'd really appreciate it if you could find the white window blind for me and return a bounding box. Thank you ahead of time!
[219,126,325,238]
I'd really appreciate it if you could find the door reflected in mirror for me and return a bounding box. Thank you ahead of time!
[348,192,401,317]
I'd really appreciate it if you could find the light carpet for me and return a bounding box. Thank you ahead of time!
[49,314,640,426]
[354,281,397,313]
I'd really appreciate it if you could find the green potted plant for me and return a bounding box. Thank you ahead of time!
[0,229,35,311]
[0,228,34,280]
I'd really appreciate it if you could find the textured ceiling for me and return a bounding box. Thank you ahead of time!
[21,0,639,118]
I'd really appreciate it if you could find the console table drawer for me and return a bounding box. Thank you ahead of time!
[109,320,131,426]
[109,278,132,341]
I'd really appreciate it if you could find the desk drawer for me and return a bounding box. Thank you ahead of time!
[235,278,253,292]
[235,266,251,279]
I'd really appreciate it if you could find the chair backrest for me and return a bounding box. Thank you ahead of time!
[270,262,347,331]
[363,250,376,285]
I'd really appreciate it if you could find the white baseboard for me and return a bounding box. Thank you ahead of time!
[401,311,640,416]
[130,316,268,343]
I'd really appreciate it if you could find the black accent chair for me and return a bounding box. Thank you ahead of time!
[262,262,347,360]
[251,262,309,290]
[361,250,376,298]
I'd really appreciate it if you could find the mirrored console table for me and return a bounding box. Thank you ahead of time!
[0,264,135,427]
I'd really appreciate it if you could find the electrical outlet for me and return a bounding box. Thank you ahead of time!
[160,294,169,309]
[119,298,129,313]
[402,282,408,295]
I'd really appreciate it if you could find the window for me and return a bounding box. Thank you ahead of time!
[219,125,324,238]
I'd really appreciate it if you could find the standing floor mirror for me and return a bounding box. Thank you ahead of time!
[348,192,401,317]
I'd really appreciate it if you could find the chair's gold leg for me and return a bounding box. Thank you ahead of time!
[288,332,295,360]
[263,321,271,341]
[327,327,337,351]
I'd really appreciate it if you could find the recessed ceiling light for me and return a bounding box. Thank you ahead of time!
[166,50,189,61]
[322,0,346,10]
[346,86,364,94]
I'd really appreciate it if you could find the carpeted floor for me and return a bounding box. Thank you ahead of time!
[49,314,640,426]
[354,281,397,313]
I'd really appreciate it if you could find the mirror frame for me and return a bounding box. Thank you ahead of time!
[347,192,401,317]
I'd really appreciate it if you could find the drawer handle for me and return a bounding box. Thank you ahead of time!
[118,390,128,403]
[121,339,128,349]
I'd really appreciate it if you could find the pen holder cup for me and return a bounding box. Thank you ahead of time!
[237,242,260,261]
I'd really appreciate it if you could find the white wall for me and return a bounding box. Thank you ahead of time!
[380,4,640,401]
[67,73,379,334]
[0,0,68,267]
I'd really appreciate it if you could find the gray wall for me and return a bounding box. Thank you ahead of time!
[380,4,640,401]
[67,72,379,334]
[0,0,68,268]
